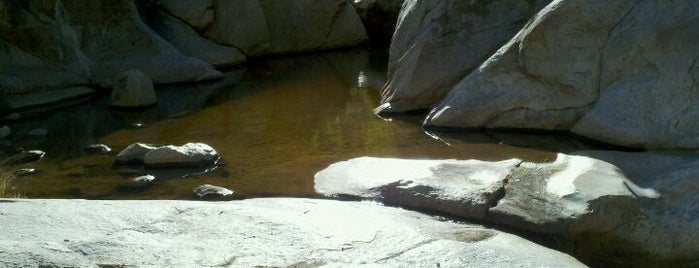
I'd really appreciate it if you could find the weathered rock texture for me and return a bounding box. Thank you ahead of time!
[1,0,368,110]
[315,154,699,267]
[0,0,220,95]
[108,70,157,108]
[423,0,699,149]
[204,0,368,57]
[377,0,550,113]
[0,198,587,267]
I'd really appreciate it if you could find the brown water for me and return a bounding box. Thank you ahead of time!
[2,49,597,199]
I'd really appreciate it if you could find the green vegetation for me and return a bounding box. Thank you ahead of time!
[0,170,23,198]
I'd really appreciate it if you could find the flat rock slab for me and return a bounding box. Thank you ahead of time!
[315,156,522,219]
[315,154,697,266]
[0,198,586,267]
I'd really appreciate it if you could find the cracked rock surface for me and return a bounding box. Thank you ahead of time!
[422,0,699,149]
[314,154,699,266]
[0,198,586,267]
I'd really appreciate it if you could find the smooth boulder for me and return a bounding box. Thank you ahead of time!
[377,0,550,113]
[143,143,219,168]
[0,198,587,267]
[315,154,697,266]
[0,0,222,96]
[141,4,247,67]
[204,0,368,57]
[424,0,699,149]
[109,70,157,108]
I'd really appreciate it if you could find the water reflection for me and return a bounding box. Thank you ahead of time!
[3,49,596,199]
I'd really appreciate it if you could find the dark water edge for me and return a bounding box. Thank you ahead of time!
[1,49,604,200]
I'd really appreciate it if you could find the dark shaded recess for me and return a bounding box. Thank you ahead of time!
[356,3,401,47]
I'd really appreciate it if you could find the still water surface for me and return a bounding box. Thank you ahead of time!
[5,50,596,199]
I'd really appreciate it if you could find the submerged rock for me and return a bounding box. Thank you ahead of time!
[2,150,45,166]
[144,143,219,168]
[0,126,10,139]
[86,144,112,154]
[109,70,157,108]
[315,154,697,266]
[26,128,47,137]
[193,184,233,198]
[0,198,587,267]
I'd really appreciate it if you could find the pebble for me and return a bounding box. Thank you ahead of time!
[133,175,155,183]
[86,144,112,154]
[0,126,11,139]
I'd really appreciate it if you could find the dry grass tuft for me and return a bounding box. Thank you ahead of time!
[0,170,23,198]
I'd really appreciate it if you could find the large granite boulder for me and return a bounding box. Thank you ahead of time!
[315,154,698,266]
[0,198,587,267]
[424,0,699,149]
[204,0,368,57]
[139,2,247,67]
[0,0,221,92]
[376,0,550,113]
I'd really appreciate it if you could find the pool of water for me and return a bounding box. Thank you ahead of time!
[2,49,598,199]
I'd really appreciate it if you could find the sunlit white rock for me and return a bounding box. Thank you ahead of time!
[0,198,587,267]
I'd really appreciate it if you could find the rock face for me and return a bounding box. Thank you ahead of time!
[1,0,368,108]
[0,0,221,96]
[0,198,587,267]
[423,0,699,149]
[315,154,698,266]
[204,0,368,57]
[139,3,247,67]
[377,0,550,113]
[108,70,157,108]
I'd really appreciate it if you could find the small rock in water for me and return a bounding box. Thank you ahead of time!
[115,143,159,164]
[4,113,20,120]
[194,184,233,198]
[2,150,45,166]
[27,128,48,137]
[86,144,112,154]
[14,168,37,177]
[0,126,11,139]
[130,123,145,129]
[144,143,219,168]
[133,174,155,183]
